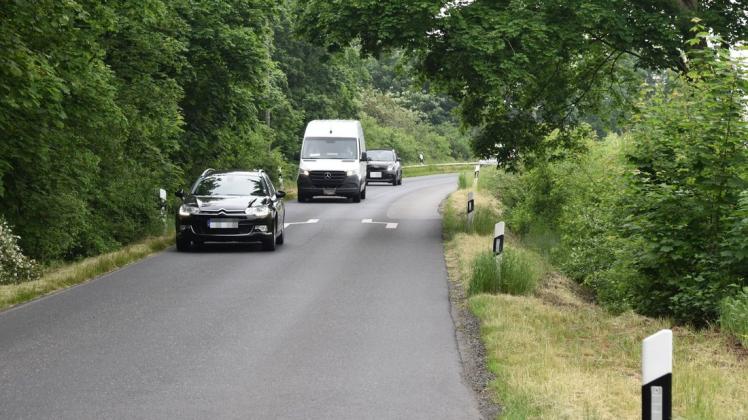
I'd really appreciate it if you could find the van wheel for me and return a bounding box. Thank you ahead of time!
[361,188,366,200]
[352,191,361,203]
[298,193,306,203]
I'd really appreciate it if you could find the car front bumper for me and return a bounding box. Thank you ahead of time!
[175,214,274,243]
[366,168,397,182]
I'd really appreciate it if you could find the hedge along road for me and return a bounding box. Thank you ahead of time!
[0,174,481,420]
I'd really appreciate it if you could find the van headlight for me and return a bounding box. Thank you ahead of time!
[299,168,309,176]
[245,206,270,217]
[179,204,199,217]
[347,169,359,176]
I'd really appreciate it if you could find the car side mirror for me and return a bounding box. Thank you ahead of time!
[276,191,286,198]
[175,188,184,199]
[361,152,368,161]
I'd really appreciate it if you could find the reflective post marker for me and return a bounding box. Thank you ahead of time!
[467,192,475,227]
[493,222,505,256]
[474,164,480,180]
[642,330,672,420]
[158,188,167,235]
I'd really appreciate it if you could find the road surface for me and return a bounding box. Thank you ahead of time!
[0,174,481,419]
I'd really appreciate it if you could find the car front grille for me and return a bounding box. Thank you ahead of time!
[309,170,347,188]
[191,216,255,235]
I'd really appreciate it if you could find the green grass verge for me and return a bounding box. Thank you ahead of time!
[0,234,174,311]
[403,163,475,178]
[443,186,748,419]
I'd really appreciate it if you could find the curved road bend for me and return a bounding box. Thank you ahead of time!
[0,174,481,419]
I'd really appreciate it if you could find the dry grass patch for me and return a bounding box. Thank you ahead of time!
[443,188,748,419]
[0,234,173,311]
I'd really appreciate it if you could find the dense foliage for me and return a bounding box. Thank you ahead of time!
[0,1,472,264]
[494,37,747,324]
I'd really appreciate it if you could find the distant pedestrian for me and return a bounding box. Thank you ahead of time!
[419,152,424,165]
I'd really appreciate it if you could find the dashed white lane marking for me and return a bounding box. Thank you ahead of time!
[284,218,319,228]
[362,219,399,229]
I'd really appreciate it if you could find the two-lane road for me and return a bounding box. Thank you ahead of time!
[0,174,481,419]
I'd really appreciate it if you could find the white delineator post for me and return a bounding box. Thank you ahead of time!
[474,164,480,180]
[467,191,475,227]
[158,188,168,235]
[642,329,672,420]
[493,222,505,257]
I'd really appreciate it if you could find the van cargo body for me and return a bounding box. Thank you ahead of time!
[297,120,367,202]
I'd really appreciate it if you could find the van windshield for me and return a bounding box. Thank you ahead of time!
[302,137,358,159]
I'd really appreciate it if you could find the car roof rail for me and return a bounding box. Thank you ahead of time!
[200,168,215,178]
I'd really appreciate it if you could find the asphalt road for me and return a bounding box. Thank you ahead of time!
[0,174,481,419]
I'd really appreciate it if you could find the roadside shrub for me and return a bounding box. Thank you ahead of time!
[622,36,747,324]
[458,172,469,189]
[468,251,501,295]
[720,288,748,348]
[467,207,501,236]
[0,217,40,285]
[469,248,543,296]
[500,247,544,295]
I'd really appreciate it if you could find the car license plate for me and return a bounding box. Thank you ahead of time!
[370,172,382,178]
[208,219,239,229]
[323,188,336,195]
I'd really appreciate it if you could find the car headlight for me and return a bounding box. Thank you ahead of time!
[387,165,394,171]
[347,169,359,176]
[299,168,309,176]
[179,204,199,217]
[245,205,270,217]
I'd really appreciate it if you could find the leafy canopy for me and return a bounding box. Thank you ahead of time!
[297,0,748,166]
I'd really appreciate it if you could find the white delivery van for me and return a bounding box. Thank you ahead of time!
[297,120,367,202]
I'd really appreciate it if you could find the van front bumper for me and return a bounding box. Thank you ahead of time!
[297,173,361,197]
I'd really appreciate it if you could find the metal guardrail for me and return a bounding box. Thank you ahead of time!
[401,162,480,169]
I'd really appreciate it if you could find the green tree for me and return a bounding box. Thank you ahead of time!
[297,0,747,166]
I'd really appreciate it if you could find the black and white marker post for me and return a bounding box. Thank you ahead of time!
[474,164,480,182]
[467,191,475,228]
[493,221,505,257]
[158,188,167,235]
[642,329,672,420]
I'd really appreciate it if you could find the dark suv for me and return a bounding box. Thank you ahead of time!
[366,149,402,185]
[175,169,286,251]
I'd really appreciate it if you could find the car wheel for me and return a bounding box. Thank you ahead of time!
[298,193,305,203]
[361,187,366,200]
[276,224,284,245]
[352,190,361,203]
[176,237,190,252]
[263,223,277,251]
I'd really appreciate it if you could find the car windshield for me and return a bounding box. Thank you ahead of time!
[367,150,395,161]
[302,137,358,159]
[192,175,267,197]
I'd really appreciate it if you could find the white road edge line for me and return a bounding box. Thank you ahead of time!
[284,218,320,228]
[361,219,399,230]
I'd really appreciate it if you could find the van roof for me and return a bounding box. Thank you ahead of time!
[304,120,360,138]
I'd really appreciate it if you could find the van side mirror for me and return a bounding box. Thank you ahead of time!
[276,191,286,198]
[397,157,401,162]
[175,188,185,199]
[361,151,368,161]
